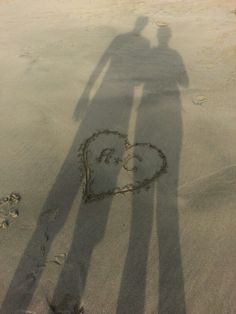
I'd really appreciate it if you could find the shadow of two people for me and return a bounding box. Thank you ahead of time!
[1,16,188,314]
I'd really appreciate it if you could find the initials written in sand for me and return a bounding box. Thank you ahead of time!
[78,130,168,202]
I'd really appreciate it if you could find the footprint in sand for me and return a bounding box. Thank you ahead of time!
[0,192,21,230]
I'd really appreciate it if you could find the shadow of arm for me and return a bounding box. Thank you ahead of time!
[177,54,189,88]
[73,40,115,121]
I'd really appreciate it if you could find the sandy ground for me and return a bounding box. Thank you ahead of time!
[0,0,236,313]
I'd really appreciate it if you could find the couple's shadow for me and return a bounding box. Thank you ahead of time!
[1,17,188,314]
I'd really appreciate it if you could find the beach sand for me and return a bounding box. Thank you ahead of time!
[0,0,236,313]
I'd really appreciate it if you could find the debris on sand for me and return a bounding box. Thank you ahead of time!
[55,253,67,258]
[8,192,21,203]
[0,219,9,229]
[49,294,83,314]
[152,19,168,27]
[46,253,67,266]
[53,253,67,265]
[0,192,21,230]
[192,95,208,106]
[40,207,59,222]
[0,192,21,205]
[9,209,20,218]
[78,307,85,314]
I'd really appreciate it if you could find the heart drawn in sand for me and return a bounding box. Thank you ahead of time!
[78,130,167,202]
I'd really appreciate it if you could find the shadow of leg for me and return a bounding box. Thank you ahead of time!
[0,137,82,313]
[116,191,154,314]
[157,180,186,314]
[48,198,112,313]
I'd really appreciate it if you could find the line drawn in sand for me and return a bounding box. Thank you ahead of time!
[78,129,168,203]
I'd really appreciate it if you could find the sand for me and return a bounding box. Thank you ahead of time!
[0,0,236,313]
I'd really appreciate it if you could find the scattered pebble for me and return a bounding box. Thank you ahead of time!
[52,253,67,265]
[0,192,21,205]
[45,253,67,266]
[192,95,208,106]
[78,306,85,314]
[9,192,21,203]
[52,258,63,266]
[0,220,9,229]
[55,253,67,258]
[9,209,19,218]
[153,20,168,27]
[0,193,21,231]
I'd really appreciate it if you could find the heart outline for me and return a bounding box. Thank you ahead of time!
[78,130,168,202]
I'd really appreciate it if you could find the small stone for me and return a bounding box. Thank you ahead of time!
[153,20,168,27]
[55,253,67,258]
[74,304,85,314]
[9,192,21,202]
[53,257,62,265]
[78,306,85,314]
[10,209,19,218]
[0,220,9,229]
[192,95,208,106]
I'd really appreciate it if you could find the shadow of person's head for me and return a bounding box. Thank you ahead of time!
[133,16,149,34]
[157,26,172,46]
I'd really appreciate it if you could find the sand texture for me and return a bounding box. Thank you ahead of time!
[0,0,236,313]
